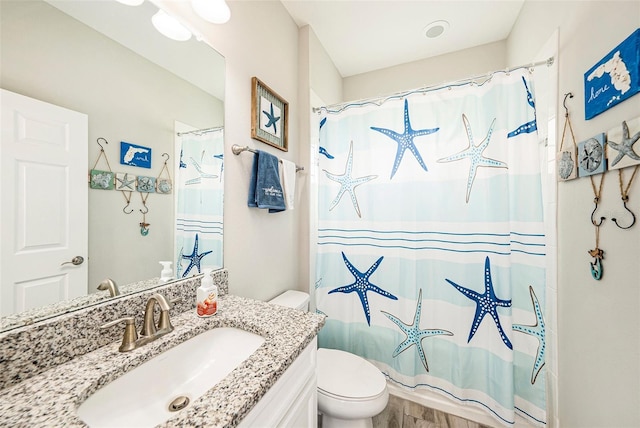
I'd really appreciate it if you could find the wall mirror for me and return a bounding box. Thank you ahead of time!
[0,0,225,331]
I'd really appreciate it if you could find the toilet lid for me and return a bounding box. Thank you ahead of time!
[317,348,386,400]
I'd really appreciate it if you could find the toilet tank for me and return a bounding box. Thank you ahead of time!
[268,290,309,311]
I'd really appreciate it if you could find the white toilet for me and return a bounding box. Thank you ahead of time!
[269,290,389,428]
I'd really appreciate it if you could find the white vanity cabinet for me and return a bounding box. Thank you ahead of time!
[239,337,317,428]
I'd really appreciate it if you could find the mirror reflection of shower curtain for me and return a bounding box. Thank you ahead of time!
[175,129,224,278]
[316,69,546,427]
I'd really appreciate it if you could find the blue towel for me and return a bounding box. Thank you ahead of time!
[248,150,286,212]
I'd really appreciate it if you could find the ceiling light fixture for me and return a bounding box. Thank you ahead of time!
[191,0,231,24]
[424,20,449,39]
[152,9,192,41]
[115,0,145,6]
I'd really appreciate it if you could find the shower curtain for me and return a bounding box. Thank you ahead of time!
[175,130,224,277]
[316,69,546,426]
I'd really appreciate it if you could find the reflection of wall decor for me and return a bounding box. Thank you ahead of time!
[584,29,639,120]
[251,77,288,152]
[89,137,114,189]
[120,141,152,168]
[89,169,114,190]
[137,175,156,193]
[157,179,172,194]
[115,172,137,191]
[578,133,607,177]
[156,152,172,194]
[606,116,640,170]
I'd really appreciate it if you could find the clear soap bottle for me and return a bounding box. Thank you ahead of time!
[158,261,173,284]
[196,268,217,317]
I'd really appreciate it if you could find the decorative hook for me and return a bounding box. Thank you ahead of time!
[590,197,606,226]
[612,196,636,229]
[139,205,149,215]
[563,93,573,117]
[96,137,108,151]
[121,190,133,214]
[588,247,604,280]
[162,153,170,162]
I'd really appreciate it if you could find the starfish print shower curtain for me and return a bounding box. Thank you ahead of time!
[175,130,224,277]
[315,69,546,426]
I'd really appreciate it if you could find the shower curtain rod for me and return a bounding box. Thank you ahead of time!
[313,56,554,114]
[176,126,223,137]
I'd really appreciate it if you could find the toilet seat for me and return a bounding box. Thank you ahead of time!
[317,348,387,401]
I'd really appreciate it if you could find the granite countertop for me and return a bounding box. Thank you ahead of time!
[0,294,325,428]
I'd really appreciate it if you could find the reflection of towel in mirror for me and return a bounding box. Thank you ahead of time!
[248,150,286,212]
[280,159,296,210]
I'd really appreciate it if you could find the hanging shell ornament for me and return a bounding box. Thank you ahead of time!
[558,151,575,180]
[588,247,604,280]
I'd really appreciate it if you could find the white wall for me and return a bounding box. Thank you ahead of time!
[343,40,507,101]
[509,2,640,427]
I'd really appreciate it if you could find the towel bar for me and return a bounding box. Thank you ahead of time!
[231,144,304,172]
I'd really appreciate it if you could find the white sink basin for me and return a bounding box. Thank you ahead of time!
[77,327,265,428]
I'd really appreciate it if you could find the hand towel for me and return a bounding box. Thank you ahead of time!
[280,159,297,210]
[248,150,286,212]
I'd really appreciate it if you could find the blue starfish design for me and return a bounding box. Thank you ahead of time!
[508,76,538,138]
[329,252,397,326]
[323,141,377,218]
[370,99,439,179]
[382,289,452,372]
[181,234,212,277]
[608,120,640,167]
[262,102,281,135]
[176,247,184,278]
[437,114,507,203]
[513,286,546,384]
[319,146,334,159]
[185,157,219,185]
[179,149,187,169]
[213,153,224,181]
[116,173,136,190]
[444,256,512,349]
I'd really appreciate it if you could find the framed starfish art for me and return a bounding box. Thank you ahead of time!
[251,77,288,152]
[606,116,640,170]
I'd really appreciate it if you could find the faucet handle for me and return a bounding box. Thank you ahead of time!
[101,317,138,352]
[158,296,180,332]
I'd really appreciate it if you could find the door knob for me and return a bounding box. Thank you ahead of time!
[61,256,84,266]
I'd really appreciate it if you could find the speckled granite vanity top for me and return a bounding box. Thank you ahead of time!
[0,294,325,427]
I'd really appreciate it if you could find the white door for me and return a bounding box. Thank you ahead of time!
[1,89,88,316]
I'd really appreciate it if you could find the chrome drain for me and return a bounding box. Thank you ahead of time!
[168,395,190,412]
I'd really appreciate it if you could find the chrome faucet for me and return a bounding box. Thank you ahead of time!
[101,293,180,352]
[97,278,120,297]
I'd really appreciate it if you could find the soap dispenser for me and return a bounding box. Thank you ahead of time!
[196,268,217,317]
[158,261,173,284]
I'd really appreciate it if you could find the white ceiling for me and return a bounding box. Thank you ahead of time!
[45,0,225,100]
[281,0,525,77]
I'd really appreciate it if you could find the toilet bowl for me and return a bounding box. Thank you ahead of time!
[269,290,389,428]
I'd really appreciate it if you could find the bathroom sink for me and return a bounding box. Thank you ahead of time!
[76,327,265,428]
